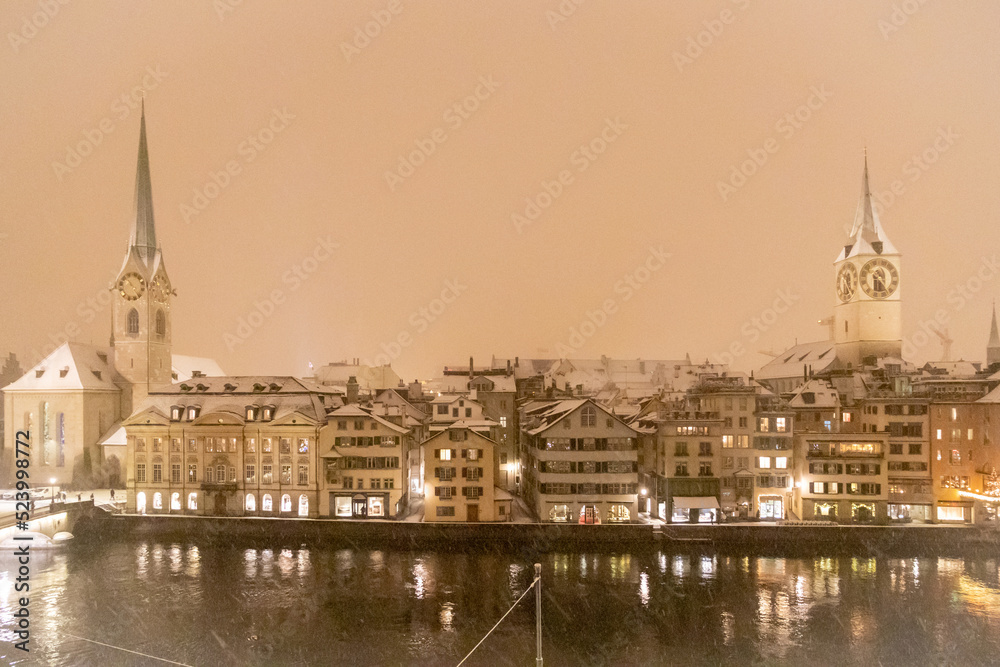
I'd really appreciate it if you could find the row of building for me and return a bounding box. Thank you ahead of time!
[4,110,1000,526]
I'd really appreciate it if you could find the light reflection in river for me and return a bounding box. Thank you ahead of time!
[1,545,999,666]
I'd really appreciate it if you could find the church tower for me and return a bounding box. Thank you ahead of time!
[112,104,173,407]
[987,302,1000,368]
[833,156,902,367]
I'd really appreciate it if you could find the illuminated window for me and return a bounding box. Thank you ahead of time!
[298,495,309,517]
[170,492,180,511]
[936,429,942,440]
[950,450,961,465]
[967,428,974,440]
[246,465,256,483]
[245,493,256,512]
[951,407,958,421]
[758,457,771,469]
[722,435,734,448]
[775,457,788,469]
[842,412,852,423]
[188,464,197,482]
[281,494,291,512]
[298,465,308,485]
[152,492,162,510]
[298,438,309,454]
[776,417,787,432]
[759,417,769,432]
[439,449,452,461]
[152,463,162,483]
[549,504,570,522]
[581,406,597,427]
[187,493,197,510]
[245,438,256,453]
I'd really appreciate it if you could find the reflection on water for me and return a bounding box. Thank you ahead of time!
[0,543,999,666]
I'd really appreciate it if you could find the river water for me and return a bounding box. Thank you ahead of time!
[1,539,999,666]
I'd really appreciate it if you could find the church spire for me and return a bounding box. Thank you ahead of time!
[129,100,157,268]
[988,301,1000,367]
[837,153,898,261]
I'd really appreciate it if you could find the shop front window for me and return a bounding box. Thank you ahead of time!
[852,502,876,523]
[937,505,967,522]
[367,496,384,517]
[549,504,569,522]
[607,504,630,522]
[335,496,352,517]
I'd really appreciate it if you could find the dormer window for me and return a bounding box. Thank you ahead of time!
[92,370,102,381]
[196,383,208,392]
[187,406,200,420]
[224,383,237,392]
[35,369,45,378]
[269,383,281,392]
[253,383,266,392]
[171,406,182,421]
[246,406,258,421]
[97,352,107,364]
[180,384,192,392]
[262,406,274,421]
[59,367,69,378]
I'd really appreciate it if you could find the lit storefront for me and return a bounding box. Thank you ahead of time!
[331,492,389,518]
[671,496,719,523]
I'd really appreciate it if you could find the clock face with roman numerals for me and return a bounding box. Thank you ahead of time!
[859,258,898,299]
[837,263,857,302]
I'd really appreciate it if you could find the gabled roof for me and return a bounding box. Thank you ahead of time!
[524,398,637,436]
[837,156,898,261]
[327,404,409,433]
[755,340,837,381]
[788,379,840,409]
[171,355,226,382]
[3,343,123,392]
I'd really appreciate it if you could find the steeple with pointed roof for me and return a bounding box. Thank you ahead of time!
[129,100,158,270]
[113,106,173,408]
[988,301,1000,367]
[833,154,903,367]
[837,153,898,261]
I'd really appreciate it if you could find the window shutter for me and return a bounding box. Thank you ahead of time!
[478,486,483,496]
[478,448,483,458]
[478,467,483,477]
[570,484,577,494]
[462,487,468,497]
[434,467,440,478]
[451,486,456,496]
[435,486,441,497]
[462,467,467,478]
[434,449,440,459]
[633,461,638,472]
[461,449,466,458]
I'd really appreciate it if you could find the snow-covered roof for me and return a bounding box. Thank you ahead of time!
[788,379,840,409]
[836,158,898,261]
[172,355,226,381]
[755,340,837,381]
[3,343,123,392]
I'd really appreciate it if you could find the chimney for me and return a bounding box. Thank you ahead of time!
[515,356,519,367]
[469,356,474,379]
[346,375,359,404]
[506,359,512,376]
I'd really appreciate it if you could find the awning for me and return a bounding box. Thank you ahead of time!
[673,496,720,510]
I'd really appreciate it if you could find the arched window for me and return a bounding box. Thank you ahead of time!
[245,493,256,512]
[126,308,140,335]
[170,492,180,511]
[155,310,166,337]
[153,492,162,510]
[262,494,273,512]
[298,495,309,517]
[581,405,596,427]
[281,494,291,512]
[137,492,147,514]
[188,493,198,510]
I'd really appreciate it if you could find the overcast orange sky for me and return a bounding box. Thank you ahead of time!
[3,1,1000,380]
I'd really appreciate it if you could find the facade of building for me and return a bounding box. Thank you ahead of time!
[521,399,639,523]
[320,404,409,519]
[420,425,505,522]
[124,377,343,517]
[793,433,889,523]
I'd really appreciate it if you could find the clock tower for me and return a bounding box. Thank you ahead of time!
[113,104,173,409]
[833,156,902,367]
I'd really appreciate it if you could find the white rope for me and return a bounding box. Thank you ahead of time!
[456,576,539,667]
[61,632,194,666]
